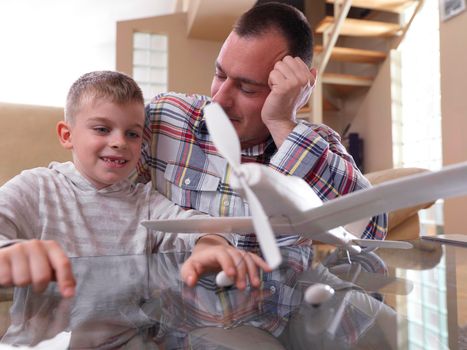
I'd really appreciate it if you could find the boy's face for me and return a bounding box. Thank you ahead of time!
[58,99,145,189]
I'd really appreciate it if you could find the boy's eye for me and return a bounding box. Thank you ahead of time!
[93,127,110,134]
[126,130,141,139]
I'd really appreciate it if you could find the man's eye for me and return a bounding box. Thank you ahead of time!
[215,73,226,81]
[240,86,255,94]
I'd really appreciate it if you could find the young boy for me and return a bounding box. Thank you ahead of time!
[0,71,269,298]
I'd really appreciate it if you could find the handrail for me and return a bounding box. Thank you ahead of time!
[318,0,353,74]
[391,0,425,49]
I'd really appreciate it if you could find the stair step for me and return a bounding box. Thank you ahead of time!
[316,16,402,37]
[322,73,373,86]
[326,0,417,13]
[314,46,386,63]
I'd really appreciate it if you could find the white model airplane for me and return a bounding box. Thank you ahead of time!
[142,103,467,270]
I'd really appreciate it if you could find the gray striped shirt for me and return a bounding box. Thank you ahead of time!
[0,162,207,256]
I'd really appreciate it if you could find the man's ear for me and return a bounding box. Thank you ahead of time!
[57,121,73,150]
[309,67,318,89]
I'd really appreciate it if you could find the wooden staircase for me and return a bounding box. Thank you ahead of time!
[305,0,423,124]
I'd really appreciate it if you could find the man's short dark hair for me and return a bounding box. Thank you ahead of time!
[233,2,313,66]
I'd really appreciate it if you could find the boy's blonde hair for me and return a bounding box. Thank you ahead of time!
[65,70,144,124]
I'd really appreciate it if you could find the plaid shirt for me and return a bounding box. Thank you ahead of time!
[155,246,313,347]
[135,93,387,249]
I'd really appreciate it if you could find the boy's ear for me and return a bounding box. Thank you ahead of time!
[57,121,73,150]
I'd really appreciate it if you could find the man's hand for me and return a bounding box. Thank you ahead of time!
[181,235,271,290]
[0,240,76,298]
[262,56,317,147]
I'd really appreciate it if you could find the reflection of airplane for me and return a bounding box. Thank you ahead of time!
[142,103,467,269]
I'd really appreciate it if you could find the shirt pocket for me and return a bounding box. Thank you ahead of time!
[163,163,220,214]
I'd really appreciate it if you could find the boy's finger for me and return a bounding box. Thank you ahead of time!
[26,241,53,293]
[180,260,201,287]
[227,250,248,290]
[213,250,237,278]
[45,241,76,298]
[251,253,273,272]
[243,253,261,288]
[0,252,13,286]
[10,246,32,287]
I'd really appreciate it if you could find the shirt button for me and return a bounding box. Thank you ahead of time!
[270,286,276,294]
[184,178,191,185]
[223,200,229,206]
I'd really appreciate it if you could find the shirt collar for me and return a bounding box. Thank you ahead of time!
[50,161,133,193]
[241,137,275,157]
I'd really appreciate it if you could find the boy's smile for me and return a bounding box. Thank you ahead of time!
[58,99,145,189]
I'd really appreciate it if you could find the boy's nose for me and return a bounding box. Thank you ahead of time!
[109,135,127,149]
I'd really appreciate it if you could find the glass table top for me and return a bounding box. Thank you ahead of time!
[0,238,465,349]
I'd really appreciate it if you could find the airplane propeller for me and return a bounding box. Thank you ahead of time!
[203,103,283,269]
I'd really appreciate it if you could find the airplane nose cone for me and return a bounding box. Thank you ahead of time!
[304,283,335,306]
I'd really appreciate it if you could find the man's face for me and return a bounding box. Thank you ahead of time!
[210,31,288,149]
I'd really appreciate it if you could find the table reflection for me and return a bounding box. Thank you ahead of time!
[1,240,463,349]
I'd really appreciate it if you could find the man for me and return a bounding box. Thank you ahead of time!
[135,2,387,253]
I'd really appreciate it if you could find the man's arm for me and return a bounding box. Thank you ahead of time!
[260,56,387,240]
[261,56,317,148]
[269,122,388,240]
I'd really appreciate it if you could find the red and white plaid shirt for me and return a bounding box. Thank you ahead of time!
[135,93,387,249]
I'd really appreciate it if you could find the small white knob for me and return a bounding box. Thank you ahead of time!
[304,283,335,306]
[215,271,234,287]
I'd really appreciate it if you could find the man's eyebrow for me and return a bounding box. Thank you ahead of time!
[215,62,268,87]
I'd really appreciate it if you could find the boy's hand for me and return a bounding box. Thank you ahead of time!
[0,240,76,298]
[181,235,272,290]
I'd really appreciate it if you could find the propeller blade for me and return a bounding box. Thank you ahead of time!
[241,178,282,269]
[203,103,242,170]
[204,103,281,268]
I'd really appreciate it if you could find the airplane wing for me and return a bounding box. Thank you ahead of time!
[141,217,255,234]
[291,161,467,236]
[142,161,467,247]
[141,216,296,234]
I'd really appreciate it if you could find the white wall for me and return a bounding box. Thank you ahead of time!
[0,0,175,107]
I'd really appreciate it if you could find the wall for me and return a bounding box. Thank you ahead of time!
[0,103,71,185]
[116,13,222,96]
[440,10,467,234]
[342,56,394,173]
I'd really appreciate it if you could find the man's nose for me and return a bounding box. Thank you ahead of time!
[212,79,233,109]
